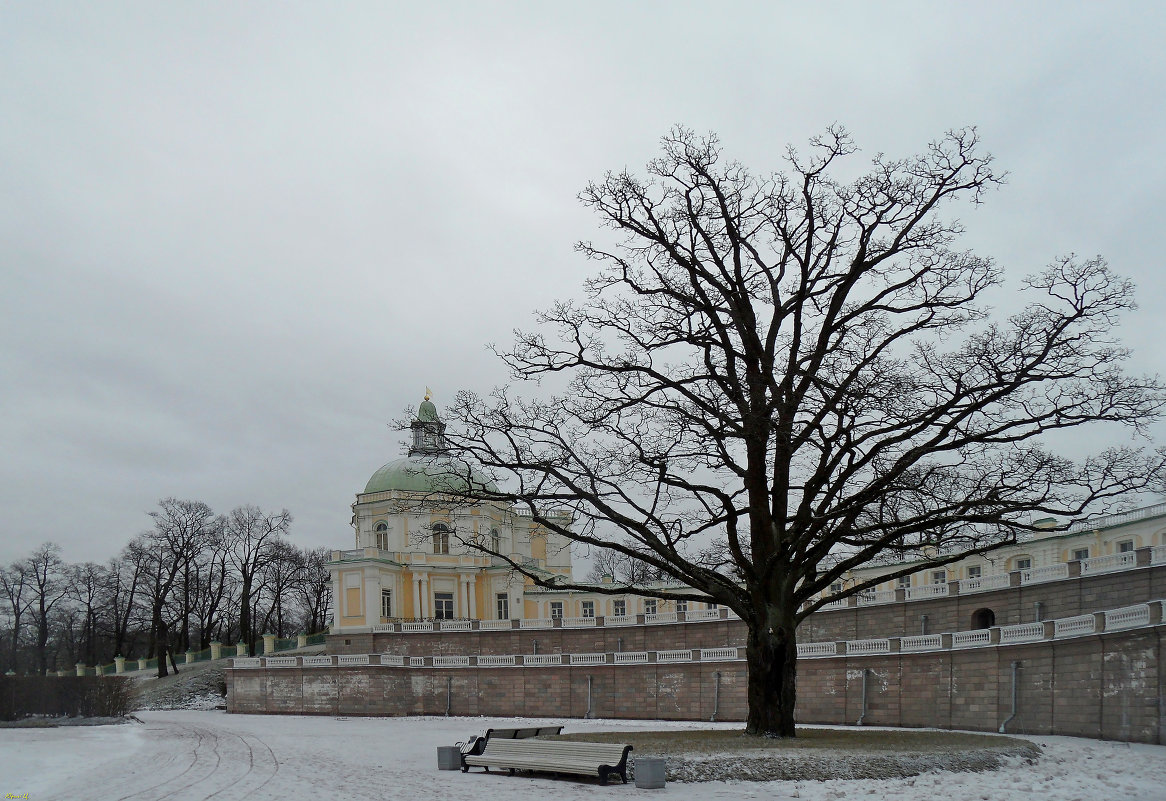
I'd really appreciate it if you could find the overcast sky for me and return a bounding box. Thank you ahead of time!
[2,2,1164,566]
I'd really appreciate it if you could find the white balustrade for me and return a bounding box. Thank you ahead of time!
[699,647,739,661]
[1020,564,1070,585]
[433,656,471,667]
[1152,545,1166,565]
[1080,552,1137,576]
[302,656,332,667]
[857,590,897,606]
[655,649,692,663]
[900,635,942,652]
[819,598,847,610]
[371,623,396,633]
[724,608,741,619]
[520,618,553,629]
[1054,614,1097,638]
[478,655,516,666]
[951,630,991,648]
[999,622,1045,644]
[1104,604,1150,631]
[232,658,262,668]
[439,620,473,632]
[613,651,649,664]
[604,615,637,626]
[381,654,406,666]
[265,656,298,668]
[401,622,434,633]
[846,639,890,655]
[337,654,370,666]
[959,574,1011,594]
[523,654,563,666]
[797,642,838,657]
[409,657,425,667]
[570,653,607,665]
[644,612,679,625]
[904,584,949,600]
[478,619,513,631]
[685,608,722,622]
[560,616,597,628]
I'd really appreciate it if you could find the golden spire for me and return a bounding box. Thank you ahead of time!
[424,386,432,401]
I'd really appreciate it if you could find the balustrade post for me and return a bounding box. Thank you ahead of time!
[210,641,222,660]
[114,656,126,674]
[262,633,276,654]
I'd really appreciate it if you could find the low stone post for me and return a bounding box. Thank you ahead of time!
[56,669,67,677]
[75,663,87,677]
[262,633,276,655]
[297,633,308,648]
[138,658,149,671]
[237,643,249,657]
[114,656,126,674]
[185,650,196,664]
[210,641,222,660]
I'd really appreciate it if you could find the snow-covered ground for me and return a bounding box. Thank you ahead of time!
[2,712,1164,801]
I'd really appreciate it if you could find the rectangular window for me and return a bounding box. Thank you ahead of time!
[433,592,454,620]
[644,599,657,615]
[581,600,595,618]
[380,589,392,619]
[1015,557,1032,571]
[829,582,843,595]
[930,570,946,585]
[612,599,626,617]
[496,593,509,620]
[967,565,982,579]
[707,602,718,610]
[1072,548,1090,561]
[549,601,563,619]
[897,576,911,589]
[1118,540,1135,553]
[676,600,688,613]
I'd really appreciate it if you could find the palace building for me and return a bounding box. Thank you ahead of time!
[330,396,1166,634]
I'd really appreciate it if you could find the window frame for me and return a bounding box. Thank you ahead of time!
[433,591,455,620]
[432,523,450,555]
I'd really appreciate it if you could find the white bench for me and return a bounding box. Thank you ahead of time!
[462,738,633,785]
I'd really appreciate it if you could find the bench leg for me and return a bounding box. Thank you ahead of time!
[597,767,609,786]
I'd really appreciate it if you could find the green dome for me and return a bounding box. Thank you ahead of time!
[417,399,439,422]
[362,456,498,495]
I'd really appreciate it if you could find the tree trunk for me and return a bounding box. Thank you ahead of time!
[744,614,798,737]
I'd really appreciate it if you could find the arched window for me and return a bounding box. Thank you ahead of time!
[971,608,995,629]
[490,528,501,553]
[375,522,389,551]
[432,523,450,555]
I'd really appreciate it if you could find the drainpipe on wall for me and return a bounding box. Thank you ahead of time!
[921,615,929,635]
[532,640,538,655]
[999,661,1021,733]
[585,675,594,719]
[616,637,623,653]
[445,676,452,717]
[856,669,872,726]
[710,671,721,722]
[1034,602,1043,622]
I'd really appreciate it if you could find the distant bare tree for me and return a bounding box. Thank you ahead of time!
[137,499,218,677]
[0,561,31,673]
[25,543,70,676]
[223,505,292,656]
[293,547,332,634]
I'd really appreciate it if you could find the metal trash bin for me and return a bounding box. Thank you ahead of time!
[437,745,462,770]
[634,757,666,789]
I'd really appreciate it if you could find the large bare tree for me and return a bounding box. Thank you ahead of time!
[442,127,1166,736]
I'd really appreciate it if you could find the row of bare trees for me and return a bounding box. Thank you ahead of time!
[0,499,332,678]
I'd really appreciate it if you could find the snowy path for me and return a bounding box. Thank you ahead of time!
[2,712,1165,800]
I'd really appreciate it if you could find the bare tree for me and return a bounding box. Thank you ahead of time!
[585,548,669,584]
[25,543,71,676]
[443,127,1166,736]
[68,562,105,668]
[103,548,147,660]
[137,498,218,677]
[223,505,292,656]
[293,547,333,635]
[0,561,31,673]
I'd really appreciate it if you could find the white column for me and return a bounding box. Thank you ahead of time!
[412,574,422,620]
[458,575,468,618]
[468,575,477,619]
[420,575,430,618]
